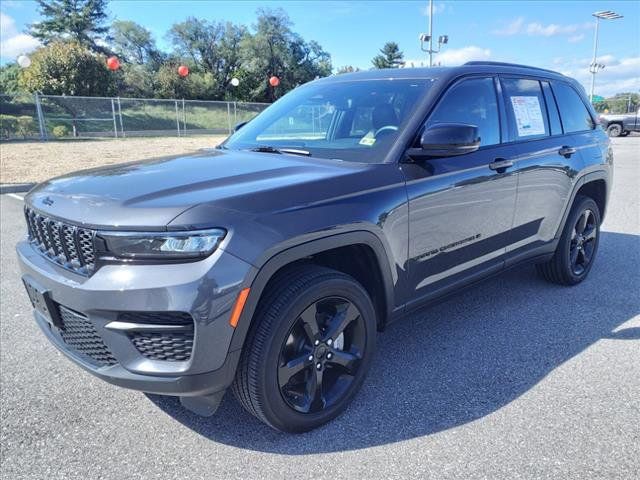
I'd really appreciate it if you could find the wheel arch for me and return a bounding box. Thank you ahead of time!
[555,171,609,239]
[228,231,396,352]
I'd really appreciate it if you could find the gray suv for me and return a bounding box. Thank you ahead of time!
[17,62,612,432]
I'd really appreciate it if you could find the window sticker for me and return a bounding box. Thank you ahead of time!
[510,96,545,137]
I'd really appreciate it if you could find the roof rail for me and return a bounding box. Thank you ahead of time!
[463,61,561,75]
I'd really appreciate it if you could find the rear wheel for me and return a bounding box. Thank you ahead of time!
[232,265,376,432]
[606,123,622,137]
[536,195,601,285]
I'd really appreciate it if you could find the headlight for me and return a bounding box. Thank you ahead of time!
[98,229,226,260]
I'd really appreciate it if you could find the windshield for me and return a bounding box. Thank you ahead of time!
[224,78,434,163]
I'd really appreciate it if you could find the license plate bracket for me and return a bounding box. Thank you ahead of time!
[22,277,63,329]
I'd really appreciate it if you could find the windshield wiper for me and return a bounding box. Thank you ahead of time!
[249,145,311,156]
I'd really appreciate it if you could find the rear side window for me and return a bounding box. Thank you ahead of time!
[552,82,595,133]
[427,77,500,147]
[541,82,563,136]
[501,78,549,140]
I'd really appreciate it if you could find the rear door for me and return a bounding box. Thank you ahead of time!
[400,76,519,306]
[499,77,583,265]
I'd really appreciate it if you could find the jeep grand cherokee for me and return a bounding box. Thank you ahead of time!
[17,62,612,432]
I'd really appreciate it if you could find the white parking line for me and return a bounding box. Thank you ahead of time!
[6,193,24,201]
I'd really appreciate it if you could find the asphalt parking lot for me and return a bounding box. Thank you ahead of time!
[1,137,638,480]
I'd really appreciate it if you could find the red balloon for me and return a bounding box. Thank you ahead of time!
[269,76,280,87]
[178,65,189,77]
[106,56,120,71]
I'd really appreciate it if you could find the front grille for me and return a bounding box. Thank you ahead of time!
[24,207,96,275]
[120,312,194,362]
[58,306,117,367]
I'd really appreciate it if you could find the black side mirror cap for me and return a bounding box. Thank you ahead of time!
[407,122,481,159]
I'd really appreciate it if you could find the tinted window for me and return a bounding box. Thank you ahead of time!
[501,78,549,140]
[552,82,594,133]
[541,81,562,135]
[225,79,434,163]
[260,104,334,141]
[427,77,500,147]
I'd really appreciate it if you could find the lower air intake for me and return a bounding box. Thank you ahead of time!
[58,306,117,367]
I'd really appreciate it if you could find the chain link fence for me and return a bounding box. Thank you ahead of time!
[0,93,268,141]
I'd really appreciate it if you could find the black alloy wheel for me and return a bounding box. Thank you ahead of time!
[569,209,597,276]
[277,296,366,414]
[232,265,376,432]
[536,195,601,286]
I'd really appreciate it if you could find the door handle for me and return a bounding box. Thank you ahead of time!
[558,146,577,158]
[489,158,514,173]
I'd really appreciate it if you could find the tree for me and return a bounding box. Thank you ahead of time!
[154,62,215,100]
[238,8,331,102]
[0,64,22,94]
[371,42,404,69]
[30,0,110,54]
[336,65,360,74]
[115,63,156,98]
[111,20,162,66]
[168,18,246,99]
[608,92,639,113]
[18,41,115,96]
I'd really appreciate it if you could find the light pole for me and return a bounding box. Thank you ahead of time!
[419,0,448,67]
[589,10,623,102]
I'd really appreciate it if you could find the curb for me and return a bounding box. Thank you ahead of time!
[0,183,36,194]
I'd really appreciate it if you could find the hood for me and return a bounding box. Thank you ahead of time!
[26,149,369,230]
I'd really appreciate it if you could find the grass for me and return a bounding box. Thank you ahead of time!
[1,96,267,138]
[40,99,266,135]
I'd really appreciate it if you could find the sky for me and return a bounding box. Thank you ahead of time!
[1,0,639,97]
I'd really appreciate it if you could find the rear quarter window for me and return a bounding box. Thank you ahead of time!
[541,81,563,136]
[552,82,595,133]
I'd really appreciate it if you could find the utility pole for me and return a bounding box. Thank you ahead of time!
[589,10,623,102]
[428,0,434,67]
[419,0,448,67]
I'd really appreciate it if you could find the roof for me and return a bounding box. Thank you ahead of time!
[316,61,568,84]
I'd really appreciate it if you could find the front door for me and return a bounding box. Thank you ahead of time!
[400,76,519,307]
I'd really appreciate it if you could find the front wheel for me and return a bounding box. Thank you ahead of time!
[232,265,377,432]
[536,195,601,285]
[607,124,623,137]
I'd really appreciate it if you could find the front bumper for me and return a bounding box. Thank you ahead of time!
[17,238,255,398]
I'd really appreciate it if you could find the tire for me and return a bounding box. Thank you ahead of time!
[607,123,622,137]
[536,195,601,286]
[232,265,377,433]
[619,131,630,137]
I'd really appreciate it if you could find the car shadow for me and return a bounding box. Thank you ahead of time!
[147,231,639,453]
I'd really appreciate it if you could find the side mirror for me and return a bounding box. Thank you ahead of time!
[234,121,248,132]
[408,123,480,158]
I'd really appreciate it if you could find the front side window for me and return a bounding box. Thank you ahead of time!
[502,78,549,140]
[426,77,500,147]
[224,79,434,163]
[552,82,595,133]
